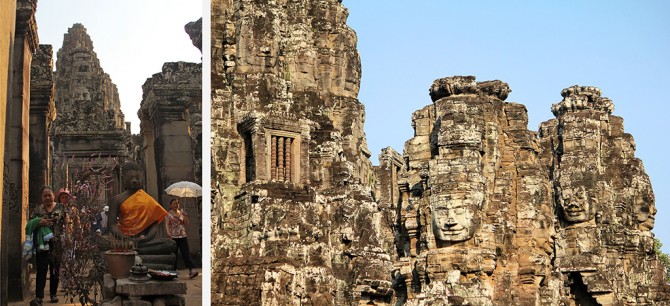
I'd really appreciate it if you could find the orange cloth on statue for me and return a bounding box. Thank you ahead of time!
[117,189,168,236]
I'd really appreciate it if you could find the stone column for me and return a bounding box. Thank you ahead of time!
[29,44,55,210]
[0,1,17,302]
[376,147,403,210]
[155,111,201,262]
[139,119,159,199]
[2,0,38,302]
[139,61,202,264]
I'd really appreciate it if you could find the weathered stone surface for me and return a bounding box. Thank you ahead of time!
[137,62,202,191]
[135,19,202,215]
[29,44,56,211]
[551,85,614,116]
[115,279,187,296]
[539,85,669,305]
[122,300,151,306]
[51,23,131,196]
[387,78,670,305]
[211,0,392,304]
[391,76,556,305]
[103,273,117,301]
[138,19,203,258]
[211,0,670,305]
[184,18,202,53]
[3,0,39,301]
[102,295,123,306]
[53,24,126,134]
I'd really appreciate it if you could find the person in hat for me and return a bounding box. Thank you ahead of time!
[56,188,71,206]
[29,186,67,305]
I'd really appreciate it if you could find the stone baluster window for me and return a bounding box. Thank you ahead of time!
[270,135,295,182]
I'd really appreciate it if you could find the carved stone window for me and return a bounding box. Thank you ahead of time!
[238,113,304,185]
[267,130,300,183]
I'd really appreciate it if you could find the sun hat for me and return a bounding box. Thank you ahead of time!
[56,188,71,201]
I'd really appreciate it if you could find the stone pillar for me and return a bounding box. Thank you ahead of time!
[0,1,17,303]
[140,119,159,199]
[139,62,202,262]
[3,0,38,302]
[376,147,403,210]
[29,44,55,210]
[154,115,199,253]
[155,119,194,199]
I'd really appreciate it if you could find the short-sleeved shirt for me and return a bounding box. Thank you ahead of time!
[165,210,187,239]
[31,202,67,238]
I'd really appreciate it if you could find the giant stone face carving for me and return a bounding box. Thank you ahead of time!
[558,186,594,223]
[634,195,656,231]
[431,194,481,242]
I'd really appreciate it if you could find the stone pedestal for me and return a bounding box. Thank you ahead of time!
[115,278,186,306]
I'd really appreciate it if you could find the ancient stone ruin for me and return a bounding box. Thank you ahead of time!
[212,0,391,304]
[1,0,43,301]
[212,0,670,305]
[385,76,670,305]
[138,18,203,264]
[51,23,131,198]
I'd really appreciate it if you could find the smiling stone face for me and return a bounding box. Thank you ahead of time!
[558,186,594,223]
[431,196,480,242]
[634,193,656,231]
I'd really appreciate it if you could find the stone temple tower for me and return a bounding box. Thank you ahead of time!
[211,0,394,304]
[51,23,131,200]
[211,1,670,304]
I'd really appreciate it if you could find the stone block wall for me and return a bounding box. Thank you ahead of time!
[212,1,670,304]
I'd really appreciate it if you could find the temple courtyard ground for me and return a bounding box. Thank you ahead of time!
[9,269,202,305]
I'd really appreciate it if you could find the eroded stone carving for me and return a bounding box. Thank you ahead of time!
[430,194,481,242]
[52,23,131,196]
[138,19,202,258]
[211,0,670,304]
[551,85,614,116]
[557,184,595,223]
[211,0,391,304]
[540,85,668,305]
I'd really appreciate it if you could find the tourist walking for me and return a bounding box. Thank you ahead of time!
[30,186,67,305]
[165,198,198,278]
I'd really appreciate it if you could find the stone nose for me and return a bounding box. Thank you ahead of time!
[444,211,458,227]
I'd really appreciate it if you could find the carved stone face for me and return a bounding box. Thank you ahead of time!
[559,186,594,223]
[634,196,656,231]
[431,197,479,242]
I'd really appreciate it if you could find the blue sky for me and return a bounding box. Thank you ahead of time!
[35,0,202,134]
[345,1,670,252]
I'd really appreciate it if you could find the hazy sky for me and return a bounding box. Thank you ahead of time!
[35,0,202,134]
[345,1,670,252]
